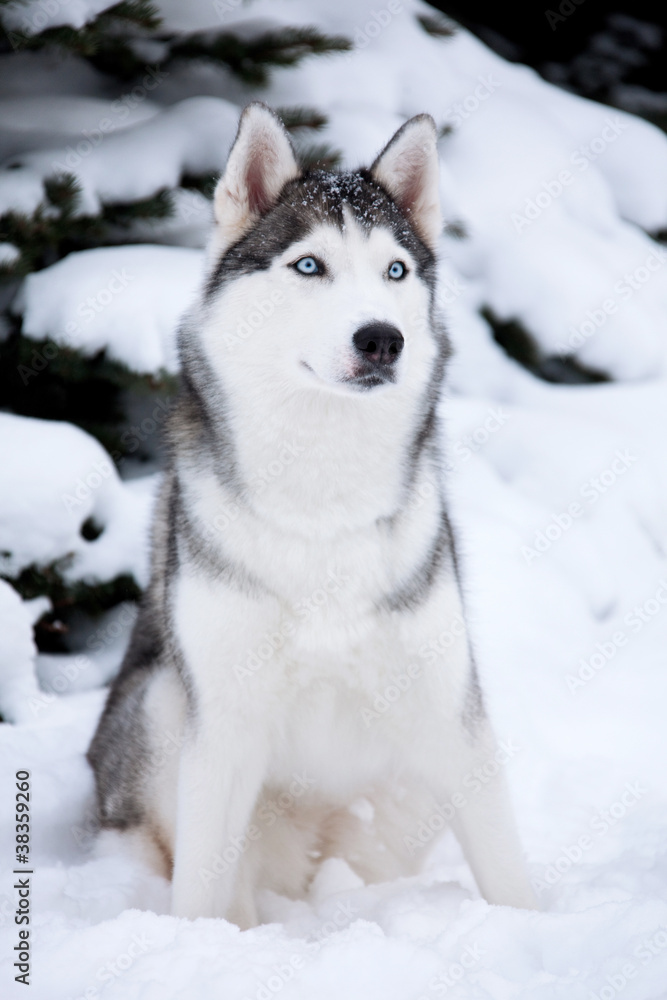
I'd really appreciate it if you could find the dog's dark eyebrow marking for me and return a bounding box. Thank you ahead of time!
[204,168,436,302]
[204,209,313,300]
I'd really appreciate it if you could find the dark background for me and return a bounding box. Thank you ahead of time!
[434,1,667,130]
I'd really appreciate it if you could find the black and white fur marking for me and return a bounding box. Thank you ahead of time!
[88,103,536,926]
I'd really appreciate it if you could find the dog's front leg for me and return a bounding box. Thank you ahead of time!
[168,574,276,924]
[445,712,537,910]
[414,580,537,910]
[171,705,268,922]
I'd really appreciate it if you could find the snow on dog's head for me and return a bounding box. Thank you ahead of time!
[200,103,447,398]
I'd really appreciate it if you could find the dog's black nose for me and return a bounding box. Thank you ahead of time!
[353,323,404,366]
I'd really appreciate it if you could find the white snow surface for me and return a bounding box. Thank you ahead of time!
[0,96,240,217]
[0,242,19,265]
[0,96,161,161]
[0,96,159,137]
[15,244,203,373]
[0,582,46,724]
[0,413,156,585]
[2,2,667,998]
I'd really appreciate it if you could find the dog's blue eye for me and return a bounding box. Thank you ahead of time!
[388,261,406,280]
[295,256,320,275]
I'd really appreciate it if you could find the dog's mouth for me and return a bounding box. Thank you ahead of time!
[344,367,396,390]
[300,361,396,392]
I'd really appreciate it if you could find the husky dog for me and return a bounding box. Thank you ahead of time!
[88,103,536,926]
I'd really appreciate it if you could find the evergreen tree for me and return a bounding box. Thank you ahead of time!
[0,0,351,652]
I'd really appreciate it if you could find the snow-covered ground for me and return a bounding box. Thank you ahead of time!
[2,1,667,997]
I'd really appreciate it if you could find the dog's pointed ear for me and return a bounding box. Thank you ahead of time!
[214,103,299,246]
[370,114,441,252]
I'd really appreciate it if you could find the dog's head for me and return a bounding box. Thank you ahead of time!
[201,103,445,398]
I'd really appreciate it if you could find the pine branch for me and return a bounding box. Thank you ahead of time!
[0,175,179,277]
[2,559,142,612]
[180,173,219,200]
[44,173,81,216]
[1,0,161,59]
[1,557,142,652]
[417,13,457,38]
[443,220,468,239]
[0,325,177,459]
[298,143,342,171]
[101,188,174,227]
[481,306,610,385]
[170,26,351,86]
[0,175,105,276]
[84,36,158,79]
[97,0,161,31]
[277,106,328,132]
